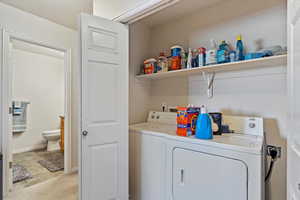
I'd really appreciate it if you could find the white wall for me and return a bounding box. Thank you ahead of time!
[145,0,287,199]
[129,21,152,124]
[12,48,64,153]
[0,2,78,169]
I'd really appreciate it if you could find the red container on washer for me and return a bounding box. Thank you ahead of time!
[177,106,201,137]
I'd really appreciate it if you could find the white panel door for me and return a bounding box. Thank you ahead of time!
[287,0,300,199]
[172,148,247,200]
[80,14,128,200]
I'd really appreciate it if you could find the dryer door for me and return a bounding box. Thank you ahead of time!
[172,148,248,200]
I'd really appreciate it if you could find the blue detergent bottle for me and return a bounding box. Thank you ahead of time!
[195,106,213,140]
[236,35,244,61]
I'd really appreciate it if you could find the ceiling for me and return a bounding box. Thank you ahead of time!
[0,0,93,29]
[0,0,223,29]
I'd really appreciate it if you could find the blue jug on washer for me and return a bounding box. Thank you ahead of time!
[195,106,213,140]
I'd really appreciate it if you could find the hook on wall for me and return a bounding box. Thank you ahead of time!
[202,72,216,99]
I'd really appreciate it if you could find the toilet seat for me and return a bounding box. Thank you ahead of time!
[42,129,60,136]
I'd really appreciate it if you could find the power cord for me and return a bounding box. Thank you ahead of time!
[265,145,280,182]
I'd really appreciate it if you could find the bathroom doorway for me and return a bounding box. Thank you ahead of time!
[1,31,72,194]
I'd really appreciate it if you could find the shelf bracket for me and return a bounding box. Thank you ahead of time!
[202,72,215,98]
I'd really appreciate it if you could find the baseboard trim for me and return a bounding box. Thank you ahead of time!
[70,167,78,173]
[13,143,46,154]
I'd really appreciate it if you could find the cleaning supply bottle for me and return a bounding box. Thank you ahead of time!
[180,49,187,69]
[206,39,217,65]
[236,35,244,61]
[157,52,168,72]
[198,47,206,66]
[195,106,213,140]
[187,48,192,69]
[217,40,230,63]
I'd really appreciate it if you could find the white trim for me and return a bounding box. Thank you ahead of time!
[2,29,13,196]
[71,167,78,173]
[113,0,180,24]
[12,143,46,154]
[64,48,72,174]
[1,29,73,195]
[78,14,83,200]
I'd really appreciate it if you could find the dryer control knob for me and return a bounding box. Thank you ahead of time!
[249,123,256,128]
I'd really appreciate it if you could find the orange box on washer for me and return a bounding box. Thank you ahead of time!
[177,107,201,137]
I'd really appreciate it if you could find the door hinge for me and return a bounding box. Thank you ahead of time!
[9,107,13,115]
[9,161,13,169]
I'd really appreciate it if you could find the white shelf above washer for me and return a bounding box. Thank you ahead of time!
[136,54,287,80]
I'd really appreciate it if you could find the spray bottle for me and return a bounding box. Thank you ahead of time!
[187,48,192,69]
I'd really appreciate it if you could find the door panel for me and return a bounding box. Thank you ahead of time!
[80,14,128,200]
[172,148,247,200]
[90,143,119,199]
[87,62,119,123]
[288,0,300,199]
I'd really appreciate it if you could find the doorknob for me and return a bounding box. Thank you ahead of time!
[82,130,88,136]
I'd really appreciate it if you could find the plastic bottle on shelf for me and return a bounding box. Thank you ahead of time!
[157,52,168,73]
[198,47,206,66]
[192,49,199,68]
[217,40,230,63]
[206,39,218,65]
[236,35,245,61]
[180,49,187,69]
[170,45,182,70]
[187,48,192,69]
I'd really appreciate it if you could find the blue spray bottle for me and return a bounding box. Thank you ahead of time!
[195,106,213,140]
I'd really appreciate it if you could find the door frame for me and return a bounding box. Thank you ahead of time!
[1,29,72,195]
[287,0,300,199]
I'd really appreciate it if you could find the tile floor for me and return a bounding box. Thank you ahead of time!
[5,173,78,200]
[13,149,64,191]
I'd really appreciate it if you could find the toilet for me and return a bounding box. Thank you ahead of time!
[42,129,61,151]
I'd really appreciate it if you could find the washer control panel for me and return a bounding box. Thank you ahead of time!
[223,116,264,136]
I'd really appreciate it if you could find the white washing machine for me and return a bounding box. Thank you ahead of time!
[129,111,265,200]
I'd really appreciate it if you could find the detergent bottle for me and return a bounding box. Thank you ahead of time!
[195,105,213,140]
[217,40,230,63]
[206,39,217,65]
[236,35,244,61]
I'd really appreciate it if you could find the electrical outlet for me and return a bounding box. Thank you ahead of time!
[266,145,281,159]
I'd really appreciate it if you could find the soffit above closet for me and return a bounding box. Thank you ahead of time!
[139,0,223,27]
